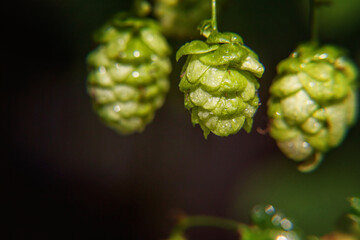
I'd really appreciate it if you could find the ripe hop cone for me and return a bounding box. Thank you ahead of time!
[268,43,358,172]
[176,29,264,138]
[87,13,171,134]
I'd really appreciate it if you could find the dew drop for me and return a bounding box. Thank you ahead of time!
[319,53,328,59]
[272,214,282,226]
[290,52,298,58]
[99,66,106,74]
[302,142,310,148]
[132,71,140,78]
[133,50,140,57]
[114,105,121,112]
[265,205,275,215]
[280,218,293,230]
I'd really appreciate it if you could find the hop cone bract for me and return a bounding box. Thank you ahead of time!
[87,13,171,134]
[176,31,264,138]
[268,43,358,172]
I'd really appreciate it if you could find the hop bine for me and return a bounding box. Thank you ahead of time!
[267,43,358,172]
[87,13,171,134]
[176,25,264,138]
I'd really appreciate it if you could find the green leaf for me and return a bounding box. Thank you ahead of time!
[280,90,319,124]
[87,69,114,87]
[239,55,265,78]
[300,117,323,135]
[269,74,303,98]
[118,38,153,63]
[93,25,119,43]
[277,135,314,161]
[176,40,219,61]
[301,62,334,82]
[199,43,247,66]
[305,129,329,152]
[313,45,344,62]
[219,69,248,93]
[267,98,282,119]
[270,123,300,142]
[298,71,349,103]
[277,57,302,74]
[212,116,245,137]
[200,66,227,92]
[344,90,358,126]
[212,96,246,117]
[243,117,253,133]
[179,75,193,92]
[185,55,210,84]
[104,31,131,58]
[325,103,348,147]
[206,32,244,44]
[140,27,171,56]
[198,19,213,38]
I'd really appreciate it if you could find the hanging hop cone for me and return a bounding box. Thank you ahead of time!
[176,28,264,138]
[87,13,172,134]
[268,43,358,172]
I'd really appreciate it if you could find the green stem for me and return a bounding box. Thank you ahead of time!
[309,0,332,43]
[169,215,240,239]
[309,0,318,43]
[212,0,218,31]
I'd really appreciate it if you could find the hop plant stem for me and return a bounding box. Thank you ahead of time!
[309,0,318,43]
[211,0,218,32]
[309,0,333,43]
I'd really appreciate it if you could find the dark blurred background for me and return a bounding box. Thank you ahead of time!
[3,0,360,239]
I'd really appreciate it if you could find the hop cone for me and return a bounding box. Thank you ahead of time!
[268,43,358,172]
[87,13,171,134]
[176,30,264,138]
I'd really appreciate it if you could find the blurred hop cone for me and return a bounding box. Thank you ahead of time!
[87,13,172,134]
[154,0,224,39]
[267,43,358,172]
[176,30,264,138]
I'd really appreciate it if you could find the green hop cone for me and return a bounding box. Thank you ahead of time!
[87,13,171,134]
[268,43,358,172]
[176,28,264,138]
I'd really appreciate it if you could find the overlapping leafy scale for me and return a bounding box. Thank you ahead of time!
[176,41,219,61]
[177,30,264,138]
[87,14,171,134]
[268,43,358,172]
